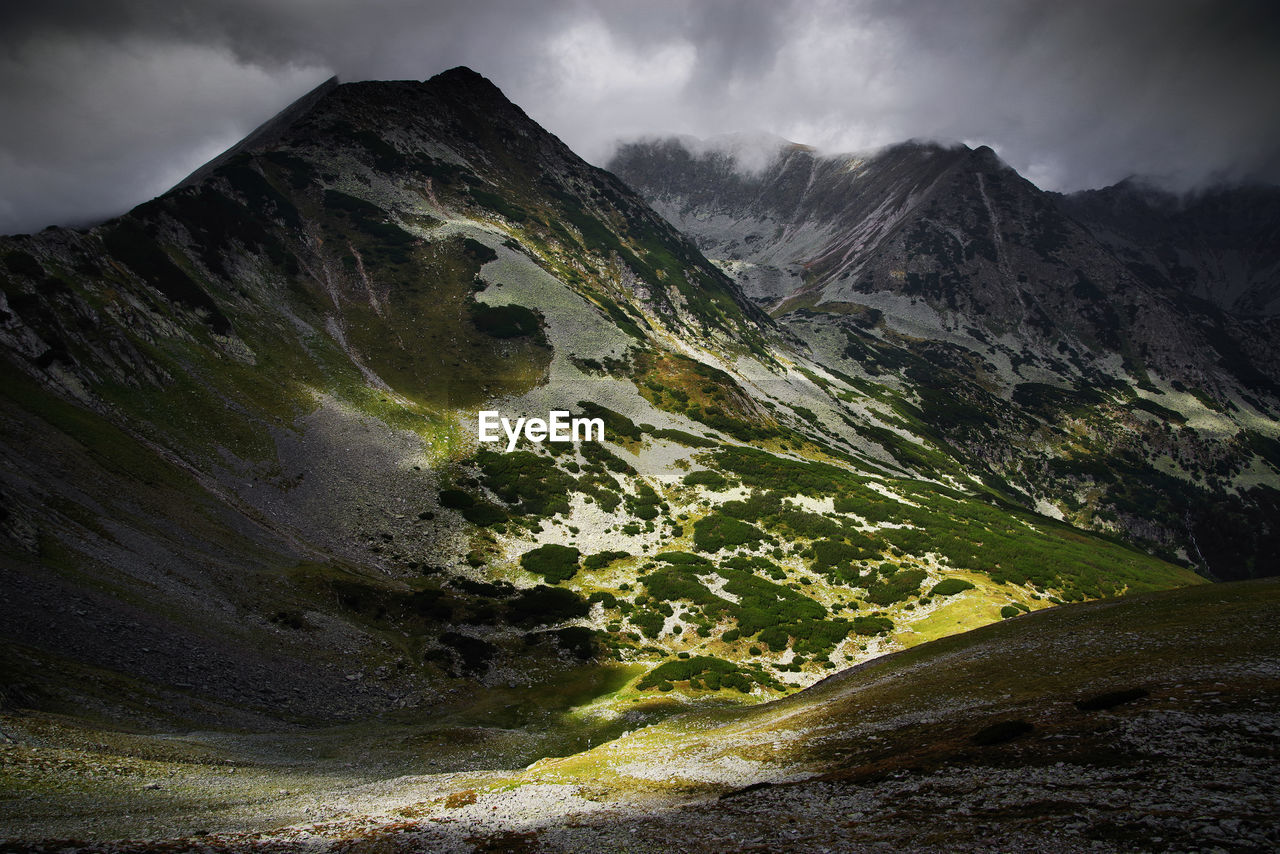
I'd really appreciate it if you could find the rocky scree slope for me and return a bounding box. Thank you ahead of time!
[610,136,1280,579]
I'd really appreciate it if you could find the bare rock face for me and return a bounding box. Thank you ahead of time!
[611,137,1280,395]
[1060,178,1280,317]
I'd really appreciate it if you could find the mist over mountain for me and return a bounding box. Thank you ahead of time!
[1,67,1277,851]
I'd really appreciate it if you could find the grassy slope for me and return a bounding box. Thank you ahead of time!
[2,577,1274,848]
[537,576,1280,785]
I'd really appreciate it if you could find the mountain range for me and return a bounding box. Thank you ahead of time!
[610,134,1280,578]
[0,67,1276,850]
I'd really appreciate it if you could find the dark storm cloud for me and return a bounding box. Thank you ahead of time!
[2,0,1277,234]
[852,0,1280,190]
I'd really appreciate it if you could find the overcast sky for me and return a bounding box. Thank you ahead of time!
[2,0,1278,234]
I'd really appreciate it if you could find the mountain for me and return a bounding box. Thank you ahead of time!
[610,136,1280,580]
[1058,177,1280,316]
[0,67,1267,847]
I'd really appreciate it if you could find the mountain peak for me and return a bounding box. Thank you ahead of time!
[173,74,339,190]
[967,143,1011,173]
[428,65,491,87]
[425,65,507,100]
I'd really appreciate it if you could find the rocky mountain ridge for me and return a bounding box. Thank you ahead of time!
[1058,176,1280,316]
[609,135,1280,579]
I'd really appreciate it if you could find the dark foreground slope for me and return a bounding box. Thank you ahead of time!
[3,578,1276,851]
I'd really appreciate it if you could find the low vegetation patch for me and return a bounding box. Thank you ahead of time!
[852,615,895,636]
[636,655,780,692]
[520,544,581,583]
[507,585,588,626]
[583,550,631,571]
[931,578,976,596]
[866,569,928,606]
[682,470,730,490]
[470,302,543,339]
[473,450,574,518]
[693,514,766,552]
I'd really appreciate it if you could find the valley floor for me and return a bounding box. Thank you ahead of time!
[2,579,1278,853]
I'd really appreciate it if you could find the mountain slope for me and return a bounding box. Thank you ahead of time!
[0,67,1208,731]
[0,66,802,725]
[1060,178,1280,317]
[0,71,1224,729]
[4,577,1275,850]
[610,136,1280,580]
[0,63,1259,851]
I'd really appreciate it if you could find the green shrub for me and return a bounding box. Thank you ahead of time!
[439,489,473,509]
[655,551,713,566]
[576,401,643,441]
[758,626,790,651]
[719,490,783,522]
[806,539,861,576]
[771,508,849,541]
[587,591,619,609]
[651,428,717,448]
[474,450,573,517]
[461,502,507,526]
[636,655,777,692]
[931,578,976,597]
[626,482,665,520]
[583,550,630,570]
[520,544,581,583]
[470,303,542,339]
[629,609,665,637]
[715,446,851,496]
[440,631,496,676]
[866,569,927,606]
[1000,604,1022,619]
[639,567,717,607]
[682,470,729,490]
[507,585,588,626]
[692,514,765,552]
[852,615,894,636]
[549,626,598,659]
